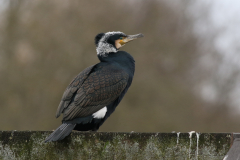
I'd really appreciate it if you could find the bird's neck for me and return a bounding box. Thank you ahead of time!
[98,51,135,74]
[96,42,117,57]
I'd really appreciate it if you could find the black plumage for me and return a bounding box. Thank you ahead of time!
[45,31,143,142]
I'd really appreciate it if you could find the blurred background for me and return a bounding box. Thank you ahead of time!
[1,0,240,132]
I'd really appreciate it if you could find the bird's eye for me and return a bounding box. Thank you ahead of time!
[120,37,123,40]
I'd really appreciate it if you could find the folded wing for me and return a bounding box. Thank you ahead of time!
[56,64,129,121]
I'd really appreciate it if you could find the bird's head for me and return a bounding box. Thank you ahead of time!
[95,31,143,57]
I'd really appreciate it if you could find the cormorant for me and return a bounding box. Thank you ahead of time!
[45,31,143,142]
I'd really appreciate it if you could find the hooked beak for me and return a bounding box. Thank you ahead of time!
[116,33,144,49]
[122,33,144,44]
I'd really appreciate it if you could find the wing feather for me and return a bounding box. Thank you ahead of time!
[61,64,129,121]
[56,65,95,118]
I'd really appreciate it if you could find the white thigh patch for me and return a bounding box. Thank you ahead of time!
[92,107,107,119]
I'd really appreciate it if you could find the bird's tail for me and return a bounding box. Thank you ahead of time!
[45,123,76,142]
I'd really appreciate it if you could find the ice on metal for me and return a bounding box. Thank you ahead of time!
[188,131,195,138]
[196,132,200,159]
[223,155,228,160]
[177,132,180,145]
[188,131,195,159]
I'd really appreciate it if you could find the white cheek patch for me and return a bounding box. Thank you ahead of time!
[97,42,117,56]
[96,31,125,56]
[115,40,122,49]
[92,106,107,119]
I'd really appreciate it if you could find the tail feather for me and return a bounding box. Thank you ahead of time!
[45,123,76,142]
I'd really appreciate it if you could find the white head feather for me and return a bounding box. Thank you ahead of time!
[96,31,125,56]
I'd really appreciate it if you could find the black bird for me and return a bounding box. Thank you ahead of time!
[45,31,143,142]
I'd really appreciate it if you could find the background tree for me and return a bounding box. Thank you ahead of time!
[0,0,239,132]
